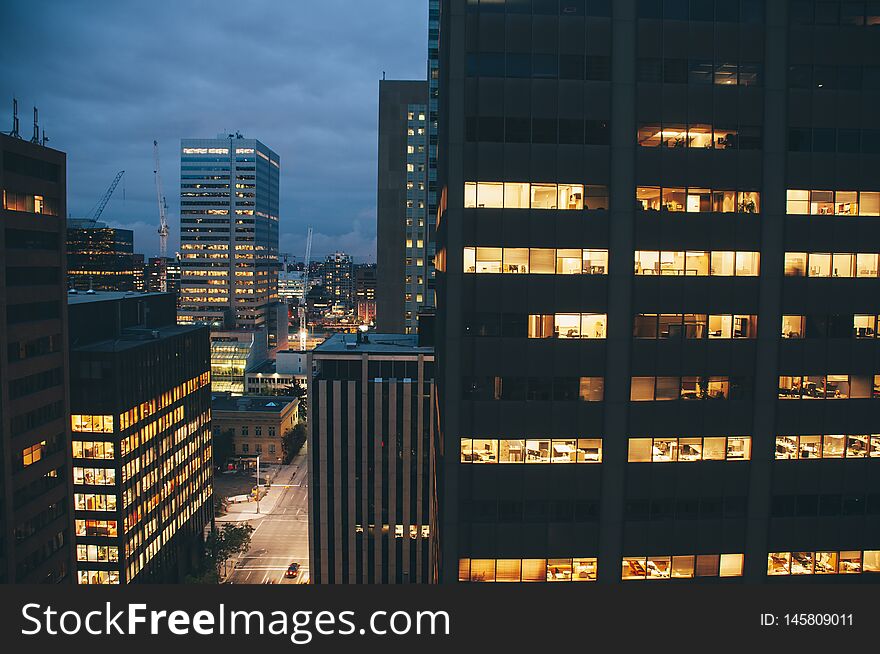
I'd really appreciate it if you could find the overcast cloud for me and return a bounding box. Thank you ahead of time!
[0,0,428,261]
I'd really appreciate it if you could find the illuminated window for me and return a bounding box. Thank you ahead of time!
[461,438,602,464]
[628,436,751,462]
[781,315,805,338]
[767,551,880,576]
[635,250,760,276]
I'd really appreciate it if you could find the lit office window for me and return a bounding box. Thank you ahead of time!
[622,554,743,580]
[778,374,877,399]
[630,376,750,401]
[785,189,880,216]
[775,434,879,459]
[458,558,597,582]
[465,247,609,275]
[634,250,760,276]
[637,186,760,212]
[460,438,602,464]
[768,551,880,576]
[628,436,751,462]
[634,313,757,339]
[464,182,608,210]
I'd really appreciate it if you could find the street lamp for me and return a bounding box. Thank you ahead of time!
[255,455,261,514]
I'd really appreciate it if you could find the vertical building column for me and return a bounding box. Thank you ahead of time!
[599,0,637,583]
[746,1,788,580]
[332,379,343,582]
[347,380,357,584]
[318,379,329,583]
[402,380,413,583]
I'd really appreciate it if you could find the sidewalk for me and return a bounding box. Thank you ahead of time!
[215,462,299,523]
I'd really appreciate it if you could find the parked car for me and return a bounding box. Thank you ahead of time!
[286,562,300,578]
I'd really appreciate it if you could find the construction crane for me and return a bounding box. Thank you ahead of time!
[298,227,313,351]
[86,170,125,221]
[153,140,170,268]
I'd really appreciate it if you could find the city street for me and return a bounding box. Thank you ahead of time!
[220,445,310,584]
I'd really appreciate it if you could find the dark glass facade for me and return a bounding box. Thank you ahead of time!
[66,223,136,292]
[436,0,880,583]
[0,133,74,583]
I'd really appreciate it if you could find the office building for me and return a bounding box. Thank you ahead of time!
[209,329,268,395]
[323,251,354,311]
[354,263,377,324]
[132,254,145,292]
[66,219,136,291]
[177,133,280,330]
[146,256,182,300]
[0,133,75,584]
[436,0,880,584]
[377,81,431,334]
[212,394,299,465]
[68,291,212,583]
[308,332,435,583]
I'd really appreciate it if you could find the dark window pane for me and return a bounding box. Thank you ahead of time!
[862,129,880,153]
[689,59,714,84]
[869,1,880,25]
[715,0,739,21]
[560,0,585,15]
[814,65,836,89]
[690,0,714,20]
[480,53,506,76]
[837,66,862,90]
[532,53,558,78]
[739,125,762,149]
[507,0,532,13]
[815,1,840,24]
[478,116,504,142]
[505,117,531,142]
[533,0,559,14]
[740,0,764,22]
[788,64,812,88]
[585,119,610,144]
[663,0,689,19]
[812,128,836,152]
[585,55,611,80]
[790,0,814,23]
[501,313,527,337]
[532,118,558,143]
[465,116,478,141]
[788,127,812,152]
[865,66,880,89]
[664,58,688,83]
[506,53,531,78]
[586,0,612,16]
[841,1,866,25]
[714,61,738,85]
[837,128,860,153]
[559,118,585,144]
[739,62,762,86]
[466,53,479,77]
[559,54,585,79]
[637,57,663,82]
[805,315,828,338]
[638,0,662,18]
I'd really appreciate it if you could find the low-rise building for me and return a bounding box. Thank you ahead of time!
[212,394,299,465]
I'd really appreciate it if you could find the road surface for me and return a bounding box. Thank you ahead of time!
[225,445,310,584]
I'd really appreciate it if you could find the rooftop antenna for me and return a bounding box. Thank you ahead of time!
[31,106,39,143]
[41,128,48,146]
[8,98,20,138]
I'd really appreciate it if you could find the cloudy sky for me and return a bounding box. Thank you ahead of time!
[1,0,428,261]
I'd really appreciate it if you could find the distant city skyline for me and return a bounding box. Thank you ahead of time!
[0,0,427,261]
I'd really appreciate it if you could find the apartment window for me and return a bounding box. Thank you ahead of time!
[784,251,880,277]
[781,315,806,338]
[628,436,751,462]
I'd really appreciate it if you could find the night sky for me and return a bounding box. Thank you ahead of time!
[0,0,428,261]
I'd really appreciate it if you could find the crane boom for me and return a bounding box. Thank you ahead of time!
[88,170,125,221]
[153,140,170,267]
[298,227,313,351]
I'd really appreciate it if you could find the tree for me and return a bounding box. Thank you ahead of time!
[185,522,254,584]
[213,428,235,470]
[291,378,308,420]
[282,422,307,463]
